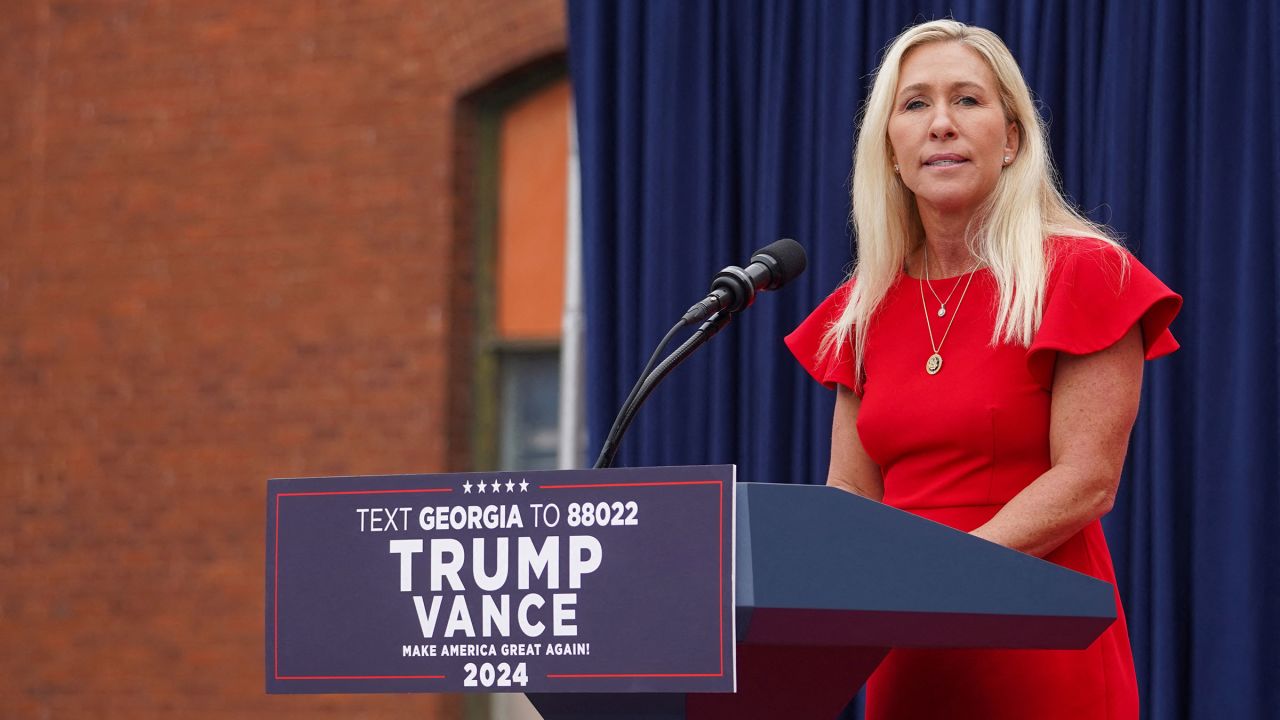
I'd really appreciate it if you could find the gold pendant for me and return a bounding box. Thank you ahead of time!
[926,353,943,375]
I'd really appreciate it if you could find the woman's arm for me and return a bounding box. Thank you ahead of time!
[971,324,1144,557]
[828,385,885,501]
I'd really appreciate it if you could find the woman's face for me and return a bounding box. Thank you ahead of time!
[887,41,1018,221]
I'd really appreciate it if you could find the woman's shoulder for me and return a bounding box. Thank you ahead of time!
[1044,234,1132,286]
[786,276,859,392]
[1028,233,1181,378]
[1045,234,1130,262]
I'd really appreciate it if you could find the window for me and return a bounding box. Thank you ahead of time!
[469,71,582,474]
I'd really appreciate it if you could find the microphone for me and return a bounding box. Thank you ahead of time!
[682,238,807,323]
[596,238,806,468]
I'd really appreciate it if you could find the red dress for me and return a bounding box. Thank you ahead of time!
[785,237,1181,719]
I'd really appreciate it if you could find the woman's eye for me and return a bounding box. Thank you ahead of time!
[905,99,927,110]
[956,96,979,106]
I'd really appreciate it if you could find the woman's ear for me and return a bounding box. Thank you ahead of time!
[1004,121,1021,164]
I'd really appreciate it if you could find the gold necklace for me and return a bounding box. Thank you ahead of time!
[922,254,970,317]
[918,249,980,375]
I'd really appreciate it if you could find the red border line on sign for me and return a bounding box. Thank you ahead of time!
[279,488,456,498]
[280,674,447,680]
[274,486,452,682]
[547,672,724,678]
[538,480,722,489]
[538,479,726,681]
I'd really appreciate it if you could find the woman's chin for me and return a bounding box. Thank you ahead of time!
[914,191,985,218]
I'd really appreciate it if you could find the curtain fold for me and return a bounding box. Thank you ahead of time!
[568,2,1279,717]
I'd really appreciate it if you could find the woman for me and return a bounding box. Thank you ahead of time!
[786,20,1181,719]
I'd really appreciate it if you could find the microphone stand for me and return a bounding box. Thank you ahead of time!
[593,310,733,469]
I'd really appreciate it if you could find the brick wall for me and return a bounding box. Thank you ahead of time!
[0,1,566,717]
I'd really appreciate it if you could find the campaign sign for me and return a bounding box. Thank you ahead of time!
[266,465,735,695]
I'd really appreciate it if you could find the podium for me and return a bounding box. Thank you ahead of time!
[526,482,1116,720]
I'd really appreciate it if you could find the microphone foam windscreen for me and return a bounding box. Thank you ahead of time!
[754,238,807,286]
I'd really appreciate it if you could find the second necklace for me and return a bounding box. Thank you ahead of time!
[919,249,980,375]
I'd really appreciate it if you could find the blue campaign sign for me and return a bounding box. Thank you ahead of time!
[265,465,735,695]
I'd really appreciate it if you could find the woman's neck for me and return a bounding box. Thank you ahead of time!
[912,210,980,278]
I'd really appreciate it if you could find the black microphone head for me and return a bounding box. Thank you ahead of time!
[750,238,807,289]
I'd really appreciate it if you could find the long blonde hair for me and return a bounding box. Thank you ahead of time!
[822,20,1121,385]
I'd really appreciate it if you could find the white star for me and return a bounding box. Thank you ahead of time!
[491,479,502,493]
[518,478,529,492]
[462,480,473,493]
[477,480,486,493]
[504,479,515,493]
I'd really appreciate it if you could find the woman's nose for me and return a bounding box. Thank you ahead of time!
[929,108,958,140]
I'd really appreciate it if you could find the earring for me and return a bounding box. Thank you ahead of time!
[1003,156,1011,164]
[893,164,900,173]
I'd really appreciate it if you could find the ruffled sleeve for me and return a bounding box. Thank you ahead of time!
[785,281,859,392]
[1026,239,1182,386]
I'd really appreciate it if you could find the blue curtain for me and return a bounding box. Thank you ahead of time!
[568,2,1279,718]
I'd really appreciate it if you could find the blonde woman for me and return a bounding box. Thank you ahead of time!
[786,20,1181,719]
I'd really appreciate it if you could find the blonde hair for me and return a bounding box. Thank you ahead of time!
[822,19,1121,385]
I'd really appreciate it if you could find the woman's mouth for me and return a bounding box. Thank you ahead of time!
[924,155,968,167]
